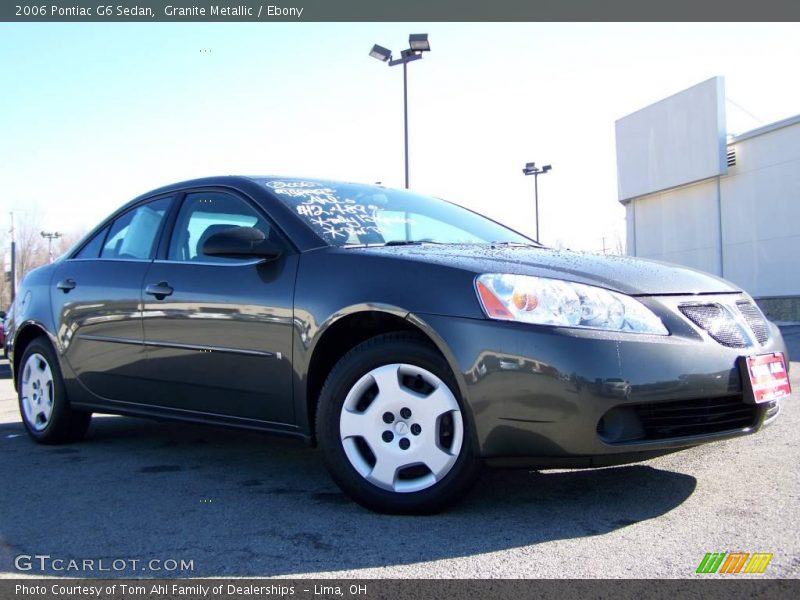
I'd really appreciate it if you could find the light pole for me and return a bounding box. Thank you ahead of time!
[522,162,552,241]
[369,33,431,189]
[40,231,62,263]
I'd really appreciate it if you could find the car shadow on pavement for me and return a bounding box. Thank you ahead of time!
[0,415,697,577]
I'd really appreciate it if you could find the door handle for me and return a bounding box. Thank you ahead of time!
[145,281,174,300]
[57,278,76,293]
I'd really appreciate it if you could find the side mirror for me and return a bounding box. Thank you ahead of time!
[202,227,282,261]
[0,311,5,320]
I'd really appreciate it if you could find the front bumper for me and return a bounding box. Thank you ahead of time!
[417,294,788,468]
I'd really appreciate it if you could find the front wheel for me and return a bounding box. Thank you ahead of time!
[18,338,92,444]
[316,333,481,514]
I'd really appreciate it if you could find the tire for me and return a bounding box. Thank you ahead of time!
[316,333,481,514]
[17,338,92,444]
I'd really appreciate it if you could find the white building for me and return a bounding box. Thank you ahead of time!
[615,77,800,321]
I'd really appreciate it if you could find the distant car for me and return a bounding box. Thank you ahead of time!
[6,176,791,513]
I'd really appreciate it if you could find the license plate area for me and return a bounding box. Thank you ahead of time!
[739,353,791,404]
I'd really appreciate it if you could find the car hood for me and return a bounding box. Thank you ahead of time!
[354,245,740,296]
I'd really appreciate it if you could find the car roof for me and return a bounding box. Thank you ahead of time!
[132,175,385,201]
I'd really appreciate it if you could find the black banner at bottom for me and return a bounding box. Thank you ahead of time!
[1,579,798,600]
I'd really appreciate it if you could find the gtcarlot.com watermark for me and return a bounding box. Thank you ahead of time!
[14,554,194,573]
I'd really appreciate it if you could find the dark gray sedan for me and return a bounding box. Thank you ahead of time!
[6,176,791,513]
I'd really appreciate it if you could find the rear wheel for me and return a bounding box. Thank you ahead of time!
[18,338,91,444]
[317,333,481,513]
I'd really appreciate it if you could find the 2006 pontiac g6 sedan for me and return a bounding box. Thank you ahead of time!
[7,176,792,513]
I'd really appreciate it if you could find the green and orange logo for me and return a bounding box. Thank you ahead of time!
[696,552,773,574]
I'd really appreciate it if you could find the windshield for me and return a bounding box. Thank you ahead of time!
[266,179,534,247]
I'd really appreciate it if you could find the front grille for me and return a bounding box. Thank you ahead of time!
[679,300,771,348]
[631,396,758,440]
[679,304,748,347]
[736,301,769,344]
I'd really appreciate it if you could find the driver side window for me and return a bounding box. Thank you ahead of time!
[167,192,274,264]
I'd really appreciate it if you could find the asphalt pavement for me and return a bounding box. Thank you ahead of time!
[0,329,798,579]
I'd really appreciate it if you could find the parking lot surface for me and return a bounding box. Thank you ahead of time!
[1,329,798,578]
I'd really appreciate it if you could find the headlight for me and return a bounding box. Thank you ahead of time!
[475,273,668,335]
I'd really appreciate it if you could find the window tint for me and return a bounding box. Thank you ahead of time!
[167,192,273,263]
[74,226,109,259]
[100,197,171,261]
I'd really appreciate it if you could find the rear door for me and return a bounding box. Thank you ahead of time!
[139,189,298,426]
[51,195,174,404]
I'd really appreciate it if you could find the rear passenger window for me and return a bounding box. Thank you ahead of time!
[100,197,172,261]
[74,226,109,259]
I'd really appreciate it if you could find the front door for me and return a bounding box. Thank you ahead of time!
[139,190,297,425]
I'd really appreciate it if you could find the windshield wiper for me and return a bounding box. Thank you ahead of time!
[489,241,545,248]
[384,240,423,246]
[344,240,444,248]
[388,239,450,245]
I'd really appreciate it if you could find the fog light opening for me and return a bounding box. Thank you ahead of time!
[598,407,645,443]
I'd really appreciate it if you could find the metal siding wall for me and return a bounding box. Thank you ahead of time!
[616,77,727,201]
[631,179,721,275]
[625,202,636,256]
[721,122,800,297]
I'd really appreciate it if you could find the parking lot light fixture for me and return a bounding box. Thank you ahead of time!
[369,33,431,189]
[40,231,62,263]
[522,162,553,242]
[369,44,392,62]
[408,34,430,52]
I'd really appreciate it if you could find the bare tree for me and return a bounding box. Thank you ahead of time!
[594,230,627,256]
[553,238,570,250]
[0,216,88,309]
[55,230,86,258]
[612,232,626,256]
[12,212,48,284]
